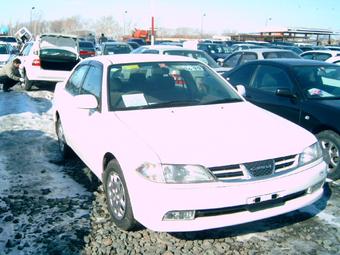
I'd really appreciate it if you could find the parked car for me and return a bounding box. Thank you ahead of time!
[0,42,17,68]
[300,50,340,62]
[268,44,304,55]
[223,59,340,179]
[126,41,140,49]
[79,40,96,58]
[18,34,81,90]
[197,42,231,61]
[101,42,132,55]
[230,43,264,52]
[131,45,229,75]
[220,48,301,70]
[0,35,19,49]
[53,54,327,232]
[325,56,340,65]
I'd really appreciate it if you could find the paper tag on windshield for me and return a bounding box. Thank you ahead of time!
[122,93,147,107]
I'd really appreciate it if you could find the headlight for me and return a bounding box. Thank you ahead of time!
[298,142,323,166]
[136,163,216,183]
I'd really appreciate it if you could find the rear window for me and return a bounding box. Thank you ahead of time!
[263,51,300,59]
[79,41,94,48]
[0,44,9,54]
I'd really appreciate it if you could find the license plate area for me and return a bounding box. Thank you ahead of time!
[246,192,284,212]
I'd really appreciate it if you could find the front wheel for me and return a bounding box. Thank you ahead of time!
[317,130,340,180]
[56,117,73,159]
[103,160,137,231]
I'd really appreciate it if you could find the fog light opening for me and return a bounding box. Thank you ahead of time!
[163,210,195,221]
[307,180,325,194]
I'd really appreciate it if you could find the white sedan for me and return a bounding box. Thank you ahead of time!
[53,54,327,232]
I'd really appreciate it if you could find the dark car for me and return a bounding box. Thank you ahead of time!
[223,59,340,179]
[79,41,96,58]
[101,42,132,55]
[197,43,231,61]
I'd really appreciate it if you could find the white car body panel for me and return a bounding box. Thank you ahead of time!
[53,54,327,232]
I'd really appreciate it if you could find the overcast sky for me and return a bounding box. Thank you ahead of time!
[1,0,340,34]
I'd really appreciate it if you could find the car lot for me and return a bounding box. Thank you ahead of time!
[0,84,339,254]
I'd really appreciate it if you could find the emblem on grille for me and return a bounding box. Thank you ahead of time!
[244,159,274,177]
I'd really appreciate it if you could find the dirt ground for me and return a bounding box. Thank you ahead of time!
[0,84,339,255]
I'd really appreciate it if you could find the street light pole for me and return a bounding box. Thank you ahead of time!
[123,10,127,36]
[200,13,206,39]
[30,7,35,33]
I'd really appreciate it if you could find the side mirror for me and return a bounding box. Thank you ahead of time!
[235,85,246,97]
[276,88,297,98]
[74,94,98,109]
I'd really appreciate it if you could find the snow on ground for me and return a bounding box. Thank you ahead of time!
[0,88,94,254]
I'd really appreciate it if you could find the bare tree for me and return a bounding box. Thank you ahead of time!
[94,16,122,40]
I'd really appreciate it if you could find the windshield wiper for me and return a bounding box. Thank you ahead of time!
[148,99,201,108]
[202,98,243,105]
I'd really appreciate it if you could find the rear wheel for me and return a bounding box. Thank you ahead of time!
[23,72,33,91]
[317,130,340,180]
[103,160,137,231]
[56,117,73,159]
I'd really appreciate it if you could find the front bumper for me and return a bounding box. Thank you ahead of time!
[129,160,327,232]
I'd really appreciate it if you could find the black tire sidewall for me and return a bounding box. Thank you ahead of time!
[24,72,33,91]
[317,130,340,180]
[103,160,137,231]
[56,118,72,159]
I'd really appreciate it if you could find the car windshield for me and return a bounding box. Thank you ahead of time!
[104,45,131,54]
[0,44,9,54]
[163,50,220,68]
[294,65,340,99]
[108,61,242,110]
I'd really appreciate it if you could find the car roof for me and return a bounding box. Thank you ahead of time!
[301,50,339,55]
[239,48,297,53]
[139,45,182,50]
[103,42,130,45]
[243,58,336,67]
[86,53,200,65]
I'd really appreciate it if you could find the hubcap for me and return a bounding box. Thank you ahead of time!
[320,138,339,173]
[107,172,126,220]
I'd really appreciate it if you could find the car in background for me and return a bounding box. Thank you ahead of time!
[220,48,301,70]
[53,54,326,232]
[197,42,231,61]
[79,40,96,58]
[131,45,230,75]
[0,35,19,49]
[268,44,304,55]
[325,45,340,51]
[230,43,264,52]
[126,41,140,49]
[223,59,340,179]
[300,50,340,62]
[325,56,340,65]
[101,42,132,55]
[18,34,81,90]
[0,42,17,67]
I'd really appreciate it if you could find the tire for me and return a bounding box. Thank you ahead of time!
[103,160,137,231]
[316,130,340,180]
[23,72,33,91]
[56,117,73,159]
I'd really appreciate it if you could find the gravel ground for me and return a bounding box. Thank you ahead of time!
[0,84,339,255]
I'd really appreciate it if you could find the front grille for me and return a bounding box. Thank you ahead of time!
[274,155,297,172]
[209,164,244,180]
[208,154,298,181]
[244,159,274,177]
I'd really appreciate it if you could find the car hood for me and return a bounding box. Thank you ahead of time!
[39,34,78,55]
[115,102,316,166]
